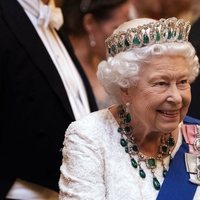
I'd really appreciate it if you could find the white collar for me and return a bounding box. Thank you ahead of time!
[17,0,63,30]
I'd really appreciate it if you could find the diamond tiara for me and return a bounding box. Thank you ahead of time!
[105,17,191,57]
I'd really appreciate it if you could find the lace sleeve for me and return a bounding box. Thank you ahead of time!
[59,122,106,200]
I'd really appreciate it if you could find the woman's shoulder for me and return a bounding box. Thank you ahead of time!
[69,108,110,127]
[65,108,117,140]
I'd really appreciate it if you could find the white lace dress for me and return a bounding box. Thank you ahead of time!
[59,108,200,200]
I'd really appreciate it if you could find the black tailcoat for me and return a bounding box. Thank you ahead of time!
[0,0,97,197]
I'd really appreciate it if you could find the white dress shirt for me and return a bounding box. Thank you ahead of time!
[17,0,90,121]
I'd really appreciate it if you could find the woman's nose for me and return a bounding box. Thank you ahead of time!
[166,85,182,104]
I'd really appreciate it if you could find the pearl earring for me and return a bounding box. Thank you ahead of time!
[89,34,96,47]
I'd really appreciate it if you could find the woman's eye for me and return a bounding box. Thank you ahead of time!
[177,79,190,89]
[152,81,168,87]
[156,81,168,86]
[179,79,188,84]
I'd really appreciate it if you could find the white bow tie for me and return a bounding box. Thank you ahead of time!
[38,3,63,30]
[17,0,64,30]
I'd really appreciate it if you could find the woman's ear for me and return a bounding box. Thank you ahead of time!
[120,87,129,104]
[83,14,97,47]
[83,13,95,33]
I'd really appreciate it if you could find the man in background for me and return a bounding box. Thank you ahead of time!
[0,0,97,199]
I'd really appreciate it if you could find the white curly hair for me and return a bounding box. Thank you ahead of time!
[97,18,200,104]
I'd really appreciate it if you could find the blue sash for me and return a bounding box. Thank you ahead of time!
[156,140,198,200]
[184,115,200,125]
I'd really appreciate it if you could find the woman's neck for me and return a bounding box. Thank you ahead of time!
[111,105,179,157]
[139,129,178,157]
[69,35,99,75]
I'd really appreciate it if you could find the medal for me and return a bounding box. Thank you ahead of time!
[185,153,200,184]
[182,124,200,185]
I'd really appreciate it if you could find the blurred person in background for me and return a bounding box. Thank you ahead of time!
[160,0,200,24]
[130,0,162,19]
[130,0,200,23]
[0,0,97,199]
[188,0,200,118]
[61,0,131,109]
[188,17,200,119]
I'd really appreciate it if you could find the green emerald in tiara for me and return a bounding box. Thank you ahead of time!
[156,31,160,41]
[106,17,191,57]
[143,34,149,44]
[133,36,140,46]
[125,38,130,47]
[178,34,183,40]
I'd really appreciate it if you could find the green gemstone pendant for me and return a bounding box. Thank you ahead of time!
[117,127,122,133]
[146,157,156,169]
[153,177,160,190]
[117,105,174,191]
[161,144,169,154]
[132,144,138,152]
[131,158,138,168]
[120,138,127,147]
[168,137,175,147]
[124,113,131,123]
[125,146,129,153]
[139,168,146,178]
[125,126,131,132]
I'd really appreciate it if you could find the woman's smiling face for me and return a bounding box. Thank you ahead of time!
[124,55,191,133]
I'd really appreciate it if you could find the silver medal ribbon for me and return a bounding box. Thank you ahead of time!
[185,153,200,184]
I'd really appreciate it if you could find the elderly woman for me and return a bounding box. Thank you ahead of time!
[59,17,200,199]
